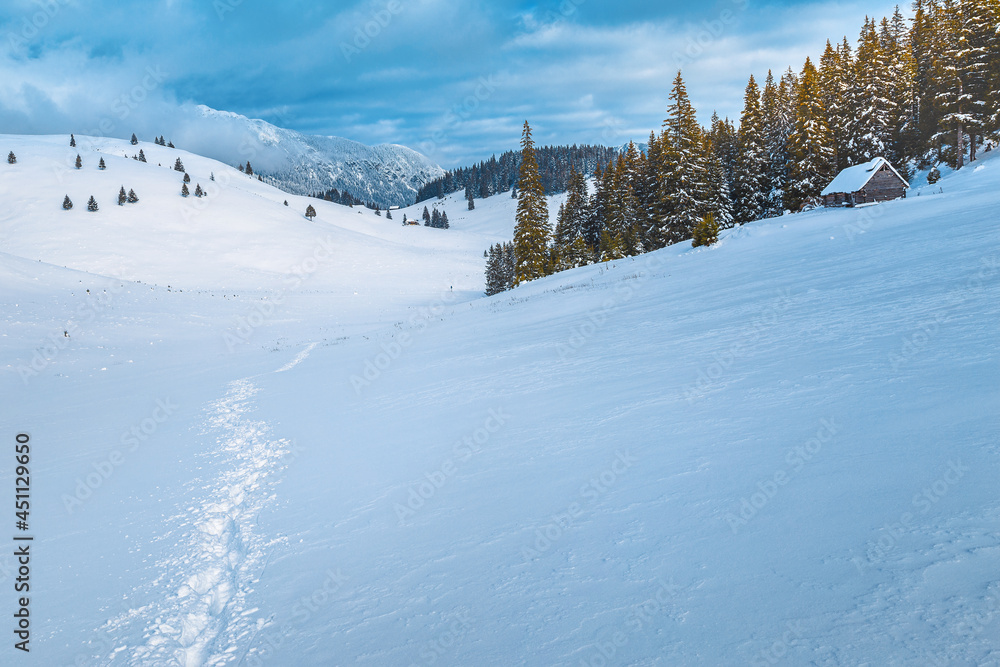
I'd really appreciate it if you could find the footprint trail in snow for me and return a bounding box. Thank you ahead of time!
[99,378,292,666]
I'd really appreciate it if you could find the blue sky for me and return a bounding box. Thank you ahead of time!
[1,0,901,167]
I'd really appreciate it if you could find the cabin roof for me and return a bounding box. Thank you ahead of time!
[821,158,909,196]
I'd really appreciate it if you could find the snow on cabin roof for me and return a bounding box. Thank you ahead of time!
[821,157,909,196]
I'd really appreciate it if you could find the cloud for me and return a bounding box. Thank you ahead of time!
[0,0,905,167]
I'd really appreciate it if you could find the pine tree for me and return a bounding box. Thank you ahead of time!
[167,141,174,148]
[820,39,854,171]
[181,183,190,197]
[75,154,82,169]
[87,196,99,212]
[62,195,73,210]
[183,172,191,183]
[422,206,431,226]
[692,213,720,247]
[785,58,837,211]
[98,157,107,170]
[658,71,711,245]
[127,189,139,203]
[138,149,146,163]
[431,209,441,228]
[512,121,551,284]
[7,151,15,165]
[386,209,392,220]
[174,158,184,172]
[245,161,254,176]
[734,75,770,224]
[761,71,792,216]
[485,244,504,296]
[69,134,76,148]
[130,133,138,145]
[441,211,449,229]
[305,204,317,220]
[118,186,127,205]
[848,18,896,163]
[195,184,204,197]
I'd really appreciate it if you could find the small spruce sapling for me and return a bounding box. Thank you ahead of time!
[99,157,106,170]
[7,151,15,164]
[138,150,146,163]
[692,213,720,248]
[118,187,127,205]
[130,133,138,145]
[174,157,184,172]
[183,172,191,183]
[87,196,99,212]
[127,189,139,203]
[305,204,317,220]
[62,195,73,210]
[75,154,82,169]
[181,183,190,197]
[69,134,76,147]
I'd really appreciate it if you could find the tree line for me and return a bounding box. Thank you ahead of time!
[488,0,1000,294]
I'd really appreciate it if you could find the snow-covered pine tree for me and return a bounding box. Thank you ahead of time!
[785,57,837,211]
[422,206,431,226]
[847,18,896,164]
[553,168,589,269]
[75,154,82,169]
[99,157,106,170]
[138,149,146,163]
[734,75,770,224]
[127,189,139,203]
[582,163,608,249]
[181,183,190,197]
[87,196,99,212]
[62,195,73,210]
[195,184,204,198]
[245,162,254,176]
[69,134,76,148]
[174,158,184,172]
[305,205,317,220]
[658,71,711,245]
[183,172,191,183]
[441,211,449,229]
[431,209,441,228]
[819,40,853,172]
[7,151,15,164]
[502,242,516,290]
[953,0,994,162]
[130,134,138,145]
[513,121,551,284]
[466,183,475,210]
[485,244,504,296]
[118,187,127,206]
[705,140,735,229]
[761,71,792,216]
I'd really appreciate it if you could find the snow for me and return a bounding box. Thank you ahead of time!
[821,156,909,196]
[1,134,998,665]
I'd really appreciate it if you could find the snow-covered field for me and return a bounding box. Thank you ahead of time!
[1,134,997,666]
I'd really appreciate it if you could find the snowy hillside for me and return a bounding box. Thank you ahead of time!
[143,106,445,208]
[1,134,998,666]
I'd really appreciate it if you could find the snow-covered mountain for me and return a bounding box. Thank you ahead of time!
[161,106,445,207]
[1,133,998,665]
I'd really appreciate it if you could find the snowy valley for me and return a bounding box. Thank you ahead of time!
[0,132,997,666]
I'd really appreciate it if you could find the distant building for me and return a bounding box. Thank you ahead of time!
[822,158,909,207]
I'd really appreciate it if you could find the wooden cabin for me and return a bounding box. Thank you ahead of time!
[821,158,909,207]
